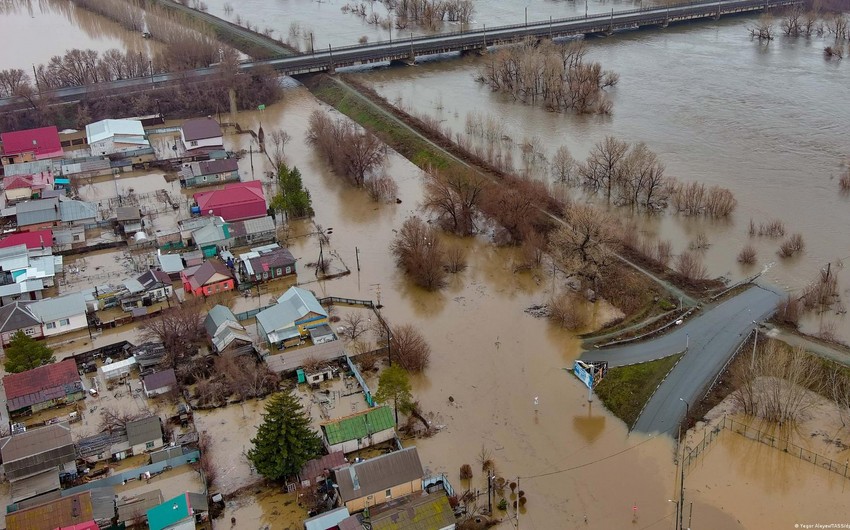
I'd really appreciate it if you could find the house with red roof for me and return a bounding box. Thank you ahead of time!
[3,172,54,204]
[180,260,235,297]
[1,126,63,166]
[193,181,267,222]
[0,229,53,256]
[3,359,84,416]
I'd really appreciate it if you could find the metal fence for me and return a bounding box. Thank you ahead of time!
[684,416,850,481]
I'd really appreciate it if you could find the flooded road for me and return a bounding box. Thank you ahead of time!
[0,0,159,72]
[357,16,850,341]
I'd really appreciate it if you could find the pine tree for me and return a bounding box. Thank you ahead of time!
[3,331,55,373]
[247,390,323,481]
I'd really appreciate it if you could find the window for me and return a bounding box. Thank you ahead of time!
[202,176,207,182]
[46,322,56,329]
[145,441,155,449]
[285,266,291,274]
[385,489,392,499]
[24,328,34,335]
[59,318,70,326]
[190,140,198,147]
[276,268,282,276]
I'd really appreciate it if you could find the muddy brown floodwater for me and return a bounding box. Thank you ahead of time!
[195,87,850,528]
[0,0,160,72]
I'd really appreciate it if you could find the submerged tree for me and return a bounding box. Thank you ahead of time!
[390,216,447,290]
[4,331,55,373]
[247,390,323,481]
[271,163,313,221]
[374,364,414,425]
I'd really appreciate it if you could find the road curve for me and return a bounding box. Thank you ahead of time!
[581,283,783,434]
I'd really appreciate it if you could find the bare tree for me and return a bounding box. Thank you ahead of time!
[778,233,805,258]
[391,324,431,372]
[548,291,592,331]
[579,136,630,202]
[750,14,775,41]
[340,312,370,342]
[549,204,617,286]
[141,301,205,369]
[422,167,486,235]
[390,217,447,290]
[551,145,577,184]
[307,110,387,187]
[675,250,707,281]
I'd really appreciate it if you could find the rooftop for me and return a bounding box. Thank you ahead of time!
[204,304,238,337]
[28,291,87,322]
[59,198,97,223]
[304,507,351,530]
[300,451,347,482]
[369,492,456,530]
[322,406,395,446]
[247,247,295,276]
[256,286,326,337]
[157,252,184,274]
[197,158,238,175]
[264,341,346,374]
[182,260,233,289]
[126,415,163,447]
[333,448,424,503]
[0,300,39,333]
[0,229,53,250]
[116,206,141,222]
[16,197,60,226]
[194,180,265,212]
[3,360,81,411]
[0,422,73,464]
[143,368,177,392]
[230,215,276,238]
[1,126,62,158]
[85,119,147,144]
[5,491,94,530]
[146,492,201,530]
[182,117,222,142]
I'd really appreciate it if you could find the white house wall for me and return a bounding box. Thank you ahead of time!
[41,312,87,337]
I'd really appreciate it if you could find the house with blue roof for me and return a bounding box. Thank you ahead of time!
[146,492,208,530]
[255,286,328,347]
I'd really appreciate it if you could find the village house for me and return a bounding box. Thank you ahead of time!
[193,180,267,222]
[121,269,174,310]
[229,215,276,248]
[240,246,296,284]
[180,117,223,152]
[58,198,98,227]
[300,451,347,488]
[116,206,143,234]
[15,197,61,231]
[147,492,209,530]
[332,447,424,513]
[0,243,59,304]
[28,292,89,337]
[203,304,252,355]
[179,158,239,188]
[116,490,164,529]
[52,225,86,250]
[143,368,178,397]
[321,406,396,455]
[369,492,457,530]
[191,216,232,257]
[85,119,150,155]
[2,359,84,417]
[180,260,235,297]
[0,422,75,483]
[0,301,43,345]
[3,172,54,204]
[5,488,117,530]
[126,415,164,455]
[256,286,328,347]
[76,428,131,463]
[157,250,185,280]
[0,229,54,257]
[1,126,64,166]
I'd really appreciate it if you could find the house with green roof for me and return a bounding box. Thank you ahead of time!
[146,492,208,530]
[321,405,396,454]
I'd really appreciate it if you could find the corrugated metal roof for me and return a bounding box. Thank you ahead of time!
[1,126,62,157]
[322,406,394,446]
[10,469,61,503]
[29,292,87,322]
[264,341,345,374]
[0,300,39,333]
[16,198,60,226]
[3,360,81,411]
[6,491,94,530]
[304,507,351,530]
[230,215,275,237]
[370,493,456,530]
[333,448,423,503]
[256,287,326,339]
[146,492,191,530]
[59,199,97,223]
[181,117,222,142]
[117,489,163,524]
[157,252,184,274]
[85,119,145,144]
[300,451,347,482]
[143,369,177,392]
[0,423,74,481]
[204,304,237,337]
[126,415,162,447]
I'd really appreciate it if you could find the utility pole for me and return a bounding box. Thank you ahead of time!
[355,247,360,271]
[750,323,758,369]
[516,476,520,530]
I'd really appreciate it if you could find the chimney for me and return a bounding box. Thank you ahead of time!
[349,466,360,491]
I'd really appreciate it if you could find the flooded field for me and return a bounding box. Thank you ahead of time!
[357,16,850,341]
[0,0,160,72]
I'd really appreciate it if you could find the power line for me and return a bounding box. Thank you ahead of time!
[519,425,676,480]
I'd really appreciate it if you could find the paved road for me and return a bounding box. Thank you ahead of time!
[582,284,783,434]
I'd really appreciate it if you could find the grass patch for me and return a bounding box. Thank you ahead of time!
[594,353,683,428]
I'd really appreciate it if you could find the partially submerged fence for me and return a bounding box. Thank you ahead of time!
[684,416,850,482]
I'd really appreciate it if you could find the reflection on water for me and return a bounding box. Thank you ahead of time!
[0,0,160,71]
[358,16,850,340]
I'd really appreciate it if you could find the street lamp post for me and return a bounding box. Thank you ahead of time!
[750,321,759,369]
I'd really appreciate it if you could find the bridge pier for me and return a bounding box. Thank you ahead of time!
[659,19,670,28]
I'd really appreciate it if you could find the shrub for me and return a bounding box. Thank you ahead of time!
[391,324,431,373]
[778,233,805,258]
[548,292,592,331]
[460,464,473,481]
[497,499,508,511]
[445,246,468,273]
[675,251,707,281]
[840,169,850,191]
[737,244,757,265]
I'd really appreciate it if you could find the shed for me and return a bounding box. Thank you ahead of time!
[181,117,223,152]
[299,451,347,487]
[126,415,163,454]
[309,324,337,345]
[99,357,137,381]
[116,206,142,233]
[304,507,351,530]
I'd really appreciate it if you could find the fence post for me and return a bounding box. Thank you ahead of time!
[845,461,848,478]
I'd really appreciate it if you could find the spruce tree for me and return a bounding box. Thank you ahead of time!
[247,390,323,481]
[3,331,55,373]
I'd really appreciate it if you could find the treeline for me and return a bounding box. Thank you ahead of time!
[343,0,475,30]
[477,40,618,115]
[0,63,281,132]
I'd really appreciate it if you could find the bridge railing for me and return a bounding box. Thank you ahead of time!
[301,0,795,56]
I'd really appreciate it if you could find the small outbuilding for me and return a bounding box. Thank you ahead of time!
[142,369,177,398]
